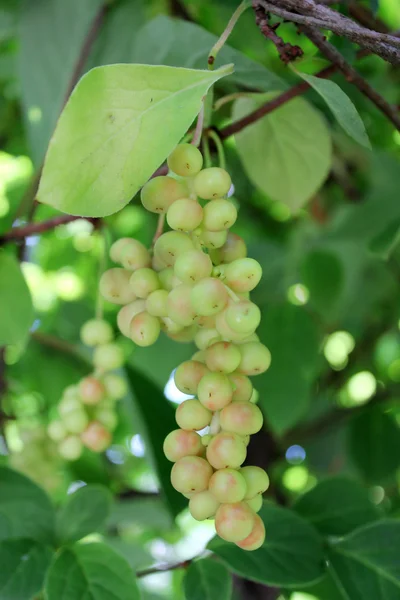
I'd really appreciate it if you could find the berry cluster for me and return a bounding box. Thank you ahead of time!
[100,143,271,550]
[47,319,127,460]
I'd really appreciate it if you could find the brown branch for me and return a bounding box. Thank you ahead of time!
[254,4,303,63]
[300,25,400,130]
[255,0,400,65]
[0,215,83,243]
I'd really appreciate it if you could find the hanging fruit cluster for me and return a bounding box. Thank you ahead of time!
[100,142,271,550]
[47,319,127,460]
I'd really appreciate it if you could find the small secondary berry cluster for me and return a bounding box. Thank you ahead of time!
[47,319,127,460]
[100,143,271,551]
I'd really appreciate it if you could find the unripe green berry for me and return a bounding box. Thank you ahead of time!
[146,289,169,317]
[154,231,194,267]
[110,238,151,270]
[99,268,136,305]
[193,167,232,200]
[47,420,67,442]
[191,278,228,317]
[93,343,125,371]
[174,250,212,284]
[117,300,146,337]
[189,490,220,521]
[205,341,241,373]
[238,342,271,376]
[215,502,255,543]
[197,372,233,411]
[167,143,203,177]
[209,468,247,503]
[206,432,247,469]
[80,319,113,347]
[202,199,237,231]
[176,399,212,431]
[171,456,213,494]
[220,402,263,435]
[240,466,270,499]
[167,198,203,232]
[174,360,209,394]
[141,176,187,214]
[103,373,128,400]
[58,435,83,461]
[163,429,203,462]
[129,268,160,299]
[130,311,161,347]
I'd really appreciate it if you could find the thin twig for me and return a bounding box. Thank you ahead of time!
[0,215,87,242]
[208,0,251,68]
[136,558,193,578]
[151,214,165,248]
[254,3,303,63]
[191,103,205,147]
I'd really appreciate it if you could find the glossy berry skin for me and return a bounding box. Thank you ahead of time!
[174,360,209,394]
[240,466,270,499]
[225,301,261,334]
[99,268,136,305]
[167,143,203,177]
[229,373,253,403]
[224,258,262,292]
[193,167,232,200]
[103,374,128,400]
[93,343,125,371]
[206,432,247,469]
[130,311,160,347]
[117,299,146,337]
[145,289,169,317]
[191,278,228,317]
[236,514,265,551]
[154,231,194,267]
[170,456,213,494]
[215,502,255,543]
[163,429,203,462]
[219,402,264,435]
[212,233,247,264]
[175,399,212,431]
[167,285,197,327]
[197,372,233,411]
[238,342,272,376]
[129,268,160,299]
[189,490,220,521]
[202,199,237,231]
[174,250,212,284]
[110,238,151,270]
[209,468,247,503]
[167,198,203,232]
[246,494,263,513]
[205,341,241,374]
[141,176,187,214]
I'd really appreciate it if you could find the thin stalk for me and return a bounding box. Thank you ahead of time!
[152,214,165,248]
[191,102,205,147]
[207,129,226,170]
[202,135,212,169]
[224,284,241,303]
[208,0,251,69]
[95,231,107,320]
[214,92,252,111]
[210,412,221,435]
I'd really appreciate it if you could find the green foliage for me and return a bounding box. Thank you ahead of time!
[349,407,400,483]
[293,477,380,535]
[209,502,325,587]
[184,558,232,600]
[37,63,232,217]
[328,521,400,599]
[45,542,140,600]
[256,304,320,434]
[56,484,112,543]
[0,467,55,544]
[232,93,332,212]
[0,252,33,345]
[301,250,344,315]
[294,71,371,149]
[0,539,53,600]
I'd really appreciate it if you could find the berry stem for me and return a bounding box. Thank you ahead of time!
[207,0,251,69]
[191,102,205,147]
[214,92,253,111]
[224,284,241,303]
[152,214,165,247]
[208,129,226,170]
[202,136,212,169]
[95,231,107,320]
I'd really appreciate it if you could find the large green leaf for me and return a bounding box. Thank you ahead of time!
[0,539,53,600]
[130,16,284,92]
[0,467,55,544]
[256,304,320,434]
[232,93,332,212]
[328,521,400,600]
[125,365,186,517]
[294,71,371,149]
[293,477,380,536]
[301,250,344,315]
[0,251,33,346]
[19,0,103,164]
[37,63,232,217]
[184,558,232,600]
[348,407,400,483]
[56,484,112,544]
[45,542,140,600]
[208,502,325,588]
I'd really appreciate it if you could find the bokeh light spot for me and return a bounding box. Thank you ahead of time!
[287,283,309,306]
[286,444,306,464]
[282,465,309,491]
[347,371,377,404]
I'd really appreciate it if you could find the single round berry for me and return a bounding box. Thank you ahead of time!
[202,199,237,231]
[194,328,221,350]
[197,372,233,411]
[174,250,212,284]
[103,374,128,400]
[209,468,247,503]
[167,143,203,177]
[167,285,197,327]
[93,343,125,371]
[224,258,262,293]
[141,176,187,214]
[171,456,213,494]
[220,402,263,435]
[215,502,255,543]
[240,466,270,499]
[130,311,161,346]
[193,167,232,200]
[99,268,136,305]
[175,399,212,431]
[199,229,228,249]
[212,233,247,264]
[189,490,220,521]
[225,301,261,334]
[229,373,253,403]
[163,429,202,462]
[117,299,146,337]
[167,198,203,231]
[154,231,194,267]
[80,319,113,347]
[58,436,83,461]
[79,376,106,405]
[205,341,241,373]
[158,268,175,291]
[206,432,247,469]
[191,278,228,317]
[95,407,118,431]
[110,238,151,271]
[81,421,112,452]
[246,494,263,513]
[174,360,209,394]
[129,268,160,299]
[146,289,169,317]
[236,514,265,551]
[167,325,196,343]
[215,309,249,342]
[47,420,67,442]
[238,342,272,376]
